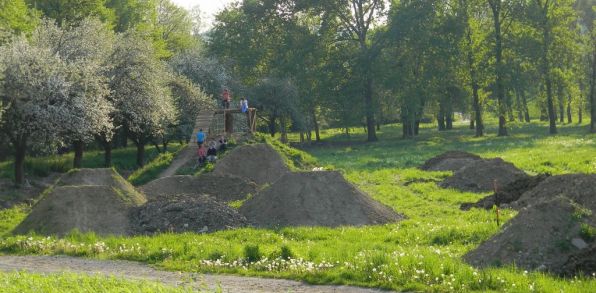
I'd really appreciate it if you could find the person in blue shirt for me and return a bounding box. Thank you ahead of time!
[196,129,206,147]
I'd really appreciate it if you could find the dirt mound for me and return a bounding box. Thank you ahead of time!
[460,174,550,210]
[558,242,596,277]
[439,158,529,192]
[131,194,248,234]
[140,174,258,202]
[239,171,404,227]
[463,196,595,274]
[13,169,146,236]
[419,151,482,171]
[511,174,596,210]
[213,143,290,185]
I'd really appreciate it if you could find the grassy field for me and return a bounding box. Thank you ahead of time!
[0,121,594,292]
[0,271,194,292]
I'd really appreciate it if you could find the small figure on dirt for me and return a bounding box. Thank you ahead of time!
[218,135,228,152]
[207,141,218,162]
[240,97,249,113]
[197,144,207,165]
[196,129,206,147]
[221,88,231,109]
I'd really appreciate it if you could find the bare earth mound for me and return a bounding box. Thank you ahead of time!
[131,195,249,234]
[13,169,146,236]
[464,196,595,274]
[239,171,404,227]
[140,174,258,202]
[439,158,529,192]
[460,174,550,210]
[510,174,596,210]
[419,151,482,171]
[213,143,290,185]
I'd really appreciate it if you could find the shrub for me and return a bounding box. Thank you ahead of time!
[243,244,261,262]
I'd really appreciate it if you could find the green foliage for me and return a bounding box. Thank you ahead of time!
[580,223,596,242]
[128,149,178,186]
[0,204,28,237]
[243,244,262,263]
[28,0,115,26]
[0,0,38,43]
[257,133,317,171]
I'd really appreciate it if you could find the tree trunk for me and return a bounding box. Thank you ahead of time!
[490,1,508,136]
[136,142,146,167]
[280,116,288,143]
[591,43,596,133]
[14,141,26,186]
[104,142,112,167]
[300,132,305,143]
[515,89,523,122]
[446,113,453,130]
[73,140,84,169]
[521,90,530,122]
[345,127,350,139]
[311,109,321,142]
[437,104,446,131]
[269,114,276,137]
[470,115,475,129]
[567,97,572,124]
[539,9,557,134]
[557,86,565,123]
[364,76,377,141]
[414,119,420,135]
[578,99,583,124]
[464,3,483,137]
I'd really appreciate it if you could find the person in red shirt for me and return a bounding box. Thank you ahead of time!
[221,88,231,109]
[197,144,207,165]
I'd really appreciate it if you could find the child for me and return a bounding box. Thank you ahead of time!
[218,136,227,152]
[207,141,217,162]
[197,144,207,165]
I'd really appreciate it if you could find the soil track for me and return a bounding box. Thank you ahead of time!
[0,255,387,293]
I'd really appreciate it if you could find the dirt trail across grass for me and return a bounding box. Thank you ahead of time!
[0,255,386,293]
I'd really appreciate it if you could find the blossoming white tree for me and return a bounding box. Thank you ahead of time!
[33,19,114,168]
[0,37,73,185]
[108,31,176,166]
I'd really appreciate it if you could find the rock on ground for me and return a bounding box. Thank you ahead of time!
[239,171,404,227]
[140,174,258,202]
[419,151,482,172]
[439,158,529,192]
[131,194,248,234]
[213,143,290,185]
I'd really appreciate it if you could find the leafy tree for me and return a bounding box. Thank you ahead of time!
[27,0,115,26]
[0,0,39,43]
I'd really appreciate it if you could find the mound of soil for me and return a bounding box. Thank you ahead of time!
[419,151,482,171]
[558,242,596,277]
[511,174,596,210]
[463,196,595,274]
[460,174,550,210]
[239,171,404,227]
[140,174,258,202]
[131,194,248,234]
[13,169,146,236]
[439,158,529,192]
[213,143,290,185]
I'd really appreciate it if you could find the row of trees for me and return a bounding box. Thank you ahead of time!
[208,0,595,141]
[0,0,220,185]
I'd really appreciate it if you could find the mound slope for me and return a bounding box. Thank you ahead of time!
[439,158,529,192]
[460,174,550,210]
[213,143,290,185]
[239,171,404,227]
[510,174,596,210]
[464,196,595,274]
[131,195,249,234]
[420,151,482,172]
[13,168,146,236]
[140,174,258,202]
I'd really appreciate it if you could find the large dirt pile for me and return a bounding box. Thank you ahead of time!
[510,174,596,210]
[131,194,249,234]
[559,242,596,277]
[239,171,404,227]
[419,151,482,172]
[460,174,550,210]
[140,174,258,202]
[13,169,146,236]
[464,196,595,273]
[439,158,529,192]
[213,143,290,185]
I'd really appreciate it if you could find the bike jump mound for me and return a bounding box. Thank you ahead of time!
[419,151,482,172]
[140,174,258,202]
[460,174,550,210]
[13,168,146,236]
[439,158,529,192]
[239,171,404,227]
[213,143,290,185]
[463,175,596,276]
[131,194,249,234]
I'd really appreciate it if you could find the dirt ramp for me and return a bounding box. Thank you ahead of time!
[439,158,529,192]
[460,174,550,210]
[420,151,482,171]
[131,195,248,234]
[213,143,290,185]
[239,171,404,227]
[13,169,146,236]
[511,174,596,210]
[140,174,258,202]
[463,196,595,274]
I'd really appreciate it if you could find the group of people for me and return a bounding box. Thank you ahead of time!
[196,128,227,165]
[221,88,249,113]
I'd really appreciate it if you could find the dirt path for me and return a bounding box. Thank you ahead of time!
[0,255,386,293]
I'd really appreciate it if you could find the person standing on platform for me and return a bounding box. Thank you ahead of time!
[222,88,231,109]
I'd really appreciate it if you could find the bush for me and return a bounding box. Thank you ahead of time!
[280,245,294,260]
[243,244,261,262]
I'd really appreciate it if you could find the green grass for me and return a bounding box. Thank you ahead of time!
[0,143,183,181]
[0,271,196,292]
[0,121,594,292]
[128,147,184,186]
